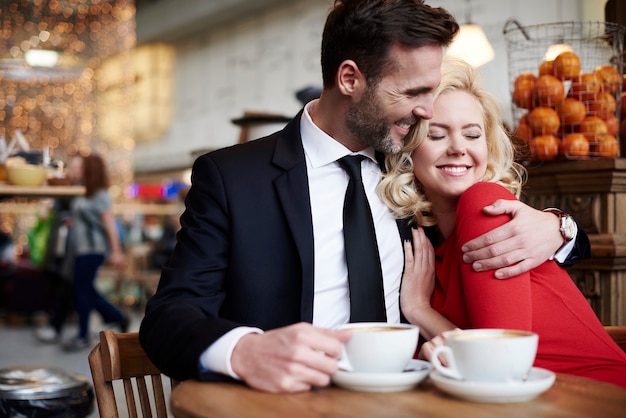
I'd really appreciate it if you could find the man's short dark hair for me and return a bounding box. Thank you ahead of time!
[321,0,459,87]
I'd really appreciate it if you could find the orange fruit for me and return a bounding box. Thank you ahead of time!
[555,98,586,126]
[604,113,619,136]
[539,60,555,76]
[512,73,537,109]
[578,116,608,142]
[588,91,617,119]
[593,134,619,158]
[594,64,622,93]
[515,117,532,142]
[533,75,565,106]
[556,123,577,138]
[560,133,589,158]
[553,51,581,80]
[621,118,626,139]
[528,107,560,135]
[569,72,601,102]
[530,135,560,160]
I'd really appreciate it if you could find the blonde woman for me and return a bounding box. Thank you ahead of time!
[379,57,626,388]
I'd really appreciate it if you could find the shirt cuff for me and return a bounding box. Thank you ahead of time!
[199,327,263,380]
[552,234,576,263]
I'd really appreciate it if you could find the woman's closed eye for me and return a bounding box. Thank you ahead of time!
[427,133,446,141]
[427,131,482,141]
[463,131,482,140]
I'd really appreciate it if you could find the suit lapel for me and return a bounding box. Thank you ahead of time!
[271,111,315,322]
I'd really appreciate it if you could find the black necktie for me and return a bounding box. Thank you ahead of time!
[338,155,387,322]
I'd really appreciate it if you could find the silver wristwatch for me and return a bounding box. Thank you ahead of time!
[544,208,577,242]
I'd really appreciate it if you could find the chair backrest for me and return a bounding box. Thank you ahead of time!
[604,326,626,353]
[88,330,179,418]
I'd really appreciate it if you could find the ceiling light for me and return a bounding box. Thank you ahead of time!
[446,24,495,67]
[24,50,59,68]
[445,0,495,67]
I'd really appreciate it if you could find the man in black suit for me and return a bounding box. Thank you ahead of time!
[140,0,589,393]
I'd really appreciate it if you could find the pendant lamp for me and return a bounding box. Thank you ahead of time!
[446,0,495,67]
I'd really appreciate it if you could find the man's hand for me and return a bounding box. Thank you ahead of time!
[461,199,562,279]
[230,322,351,393]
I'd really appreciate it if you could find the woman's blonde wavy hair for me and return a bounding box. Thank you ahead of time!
[378,57,527,227]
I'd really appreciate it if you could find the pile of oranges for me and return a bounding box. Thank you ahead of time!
[512,50,622,160]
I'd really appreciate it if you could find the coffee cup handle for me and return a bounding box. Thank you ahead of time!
[430,346,462,380]
[337,346,353,372]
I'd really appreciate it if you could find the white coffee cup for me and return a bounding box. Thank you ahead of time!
[336,322,419,373]
[430,328,538,382]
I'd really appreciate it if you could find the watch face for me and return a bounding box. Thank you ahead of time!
[563,217,577,240]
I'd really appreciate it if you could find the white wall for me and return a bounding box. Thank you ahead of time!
[133,0,608,174]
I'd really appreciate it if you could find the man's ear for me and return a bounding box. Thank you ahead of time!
[336,59,365,98]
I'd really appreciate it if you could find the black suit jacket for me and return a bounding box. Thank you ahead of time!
[139,111,408,382]
[139,110,590,382]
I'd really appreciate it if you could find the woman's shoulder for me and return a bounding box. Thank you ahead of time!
[454,183,519,240]
[91,190,112,208]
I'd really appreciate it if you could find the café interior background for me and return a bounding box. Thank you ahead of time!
[0,1,618,415]
[131,0,606,179]
[0,0,608,210]
[0,1,616,320]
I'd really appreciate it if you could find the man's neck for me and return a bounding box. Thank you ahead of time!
[310,94,366,152]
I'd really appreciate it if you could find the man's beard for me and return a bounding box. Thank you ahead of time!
[345,87,406,155]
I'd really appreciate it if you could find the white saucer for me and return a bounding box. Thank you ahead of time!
[331,359,431,392]
[429,367,556,403]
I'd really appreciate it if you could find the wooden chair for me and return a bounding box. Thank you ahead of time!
[88,330,179,418]
[604,325,626,353]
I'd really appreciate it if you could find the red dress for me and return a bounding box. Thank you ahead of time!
[431,182,626,389]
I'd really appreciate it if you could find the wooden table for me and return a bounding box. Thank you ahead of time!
[170,374,626,418]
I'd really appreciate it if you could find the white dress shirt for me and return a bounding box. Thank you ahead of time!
[200,100,404,378]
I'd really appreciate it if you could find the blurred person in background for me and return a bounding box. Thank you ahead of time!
[32,198,74,343]
[61,154,128,351]
[34,161,83,344]
[0,231,16,314]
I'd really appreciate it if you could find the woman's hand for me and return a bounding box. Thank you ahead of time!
[419,329,459,363]
[400,227,436,319]
[401,227,457,341]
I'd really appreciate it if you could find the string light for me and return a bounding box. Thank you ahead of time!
[0,0,136,238]
[0,0,134,172]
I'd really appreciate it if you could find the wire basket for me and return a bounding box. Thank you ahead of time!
[503,20,625,161]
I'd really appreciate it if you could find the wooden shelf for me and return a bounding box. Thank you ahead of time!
[0,184,85,198]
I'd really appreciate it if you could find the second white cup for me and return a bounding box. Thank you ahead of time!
[430,328,538,382]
